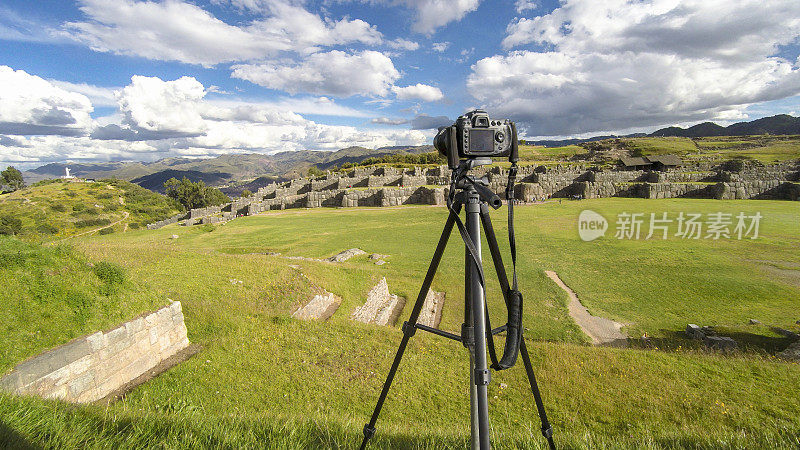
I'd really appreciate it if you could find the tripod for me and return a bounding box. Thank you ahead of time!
[359,159,555,450]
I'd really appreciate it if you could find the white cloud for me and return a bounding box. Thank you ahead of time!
[3,72,432,167]
[49,80,119,108]
[63,0,383,66]
[391,83,444,102]
[232,50,400,97]
[371,117,409,125]
[431,41,450,52]
[514,0,537,14]
[117,75,208,135]
[469,0,800,135]
[397,0,480,34]
[0,66,93,136]
[387,38,419,51]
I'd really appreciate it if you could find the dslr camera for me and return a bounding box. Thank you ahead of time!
[434,110,519,169]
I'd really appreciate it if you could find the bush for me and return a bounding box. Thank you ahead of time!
[74,218,111,228]
[50,203,67,212]
[72,203,86,212]
[36,223,59,235]
[129,222,141,229]
[200,224,216,232]
[0,215,22,235]
[98,227,114,235]
[93,261,125,295]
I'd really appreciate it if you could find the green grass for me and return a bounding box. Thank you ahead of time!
[0,237,166,373]
[0,179,181,240]
[518,145,585,162]
[623,137,699,157]
[1,199,799,448]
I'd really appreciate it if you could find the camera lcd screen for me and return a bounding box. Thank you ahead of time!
[469,129,494,153]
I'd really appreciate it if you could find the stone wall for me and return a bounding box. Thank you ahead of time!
[0,302,190,403]
[147,160,799,229]
[147,212,187,230]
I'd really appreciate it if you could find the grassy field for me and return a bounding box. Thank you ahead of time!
[0,179,181,240]
[1,198,798,448]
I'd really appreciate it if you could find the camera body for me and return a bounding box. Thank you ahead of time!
[434,110,519,169]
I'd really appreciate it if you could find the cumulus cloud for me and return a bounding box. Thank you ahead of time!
[118,75,208,135]
[468,0,800,135]
[0,135,29,147]
[232,50,400,97]
[397,0,480,34]
[3,72,432,166]
[0,66,93,136]
[62,0,382,66]
[391,83,444,102]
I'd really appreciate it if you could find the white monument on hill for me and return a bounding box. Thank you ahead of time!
[62,167,75,179]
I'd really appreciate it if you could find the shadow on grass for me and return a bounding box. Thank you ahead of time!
[0,419,42,450]
[631,328,797,355]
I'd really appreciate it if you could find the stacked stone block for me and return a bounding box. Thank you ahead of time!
[0,302,190,403]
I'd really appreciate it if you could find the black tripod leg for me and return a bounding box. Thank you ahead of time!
[480,206,556,449]
[359,205,461,450]
[520,339,555,450]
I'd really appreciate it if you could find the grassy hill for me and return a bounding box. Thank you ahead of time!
[0,179,182,240]
[0,237,167,373]
[1,199,797,448]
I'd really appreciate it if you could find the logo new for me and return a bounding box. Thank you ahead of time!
[578,210,608,241]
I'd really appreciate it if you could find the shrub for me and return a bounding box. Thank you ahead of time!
[98,227,114,235]
[36,223,59,235]
[72,203,86,212]
[74,218,111,228]
[200,224,216,232]
[128,222,141,229]
[93,261,125,295]
[0,215,22,235]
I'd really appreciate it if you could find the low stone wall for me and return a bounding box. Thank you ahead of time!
[0,302,190,403]
[146,213,186,230]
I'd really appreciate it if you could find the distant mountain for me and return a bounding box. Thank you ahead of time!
[527,134,646,148]
[22,145,437,192]
[650,114,800,137]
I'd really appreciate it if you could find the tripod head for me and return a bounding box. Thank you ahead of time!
[451,159,503,209]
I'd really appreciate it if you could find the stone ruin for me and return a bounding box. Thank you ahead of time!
[147,160,800,229]
[686,324,738,351]
[351,277,407,326]
[292,292,341,321]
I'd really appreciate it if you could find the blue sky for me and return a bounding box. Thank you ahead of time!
[1,0,799,168]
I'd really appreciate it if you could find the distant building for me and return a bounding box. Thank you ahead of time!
[619,155,682,171]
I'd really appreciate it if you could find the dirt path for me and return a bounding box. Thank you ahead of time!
[57,212,130,242]
[544,271,628,347]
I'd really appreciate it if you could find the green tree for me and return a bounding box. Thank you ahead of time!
[307,166,324,177]
[240,189,253,198]
[1,166,25,192]
[163,177,230,210]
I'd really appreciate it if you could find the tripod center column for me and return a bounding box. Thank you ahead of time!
[465,188,492,449]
